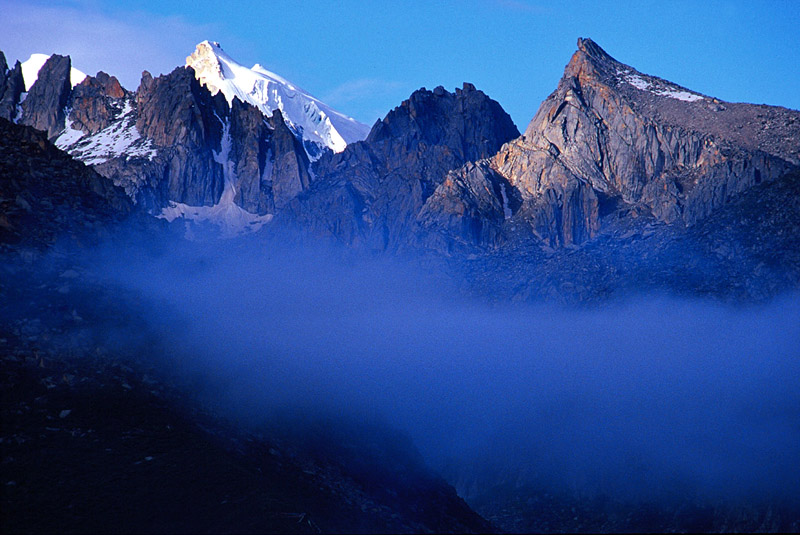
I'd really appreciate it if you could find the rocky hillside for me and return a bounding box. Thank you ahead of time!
[0,117,133,254]
[452,168,800,303]
[0,265,493,534]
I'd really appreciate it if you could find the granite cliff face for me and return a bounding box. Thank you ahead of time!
[19,54,73,139]
[0,53,25,121]
[1,46,354,235]
[282,83,520,250]
[423,38,799,249]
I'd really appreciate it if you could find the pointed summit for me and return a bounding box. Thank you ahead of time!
[562,37,624,84]
[20,53,86,91]
[576,37,617,64]
[560,38,707,104]
[185,41,369,157]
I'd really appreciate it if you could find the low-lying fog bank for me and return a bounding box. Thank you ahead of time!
[0,226,784,532]
[72,233,799,513]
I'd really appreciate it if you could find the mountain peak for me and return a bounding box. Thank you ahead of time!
[185,40,369,156]
[20,53,86,91]
[576,37,616,64]
[561,38,708,105]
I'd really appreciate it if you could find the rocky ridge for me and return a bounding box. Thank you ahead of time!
[186,41,370,157]
[282,83,520,250]
[2,39,799,299]
[0,45,361,236]
[0,117,133,254]
[421,38,799,249]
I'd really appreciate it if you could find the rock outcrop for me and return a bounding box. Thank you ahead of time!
[282,83,520,250]
[416,161,521,252]
[19,54,73,139]
[228,102,311,214]
[134,66,228,207]
[423,38,799,249]
[69,71,128,135]
[0,54,25,121]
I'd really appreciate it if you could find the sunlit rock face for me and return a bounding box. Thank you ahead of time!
[480,38,798,247]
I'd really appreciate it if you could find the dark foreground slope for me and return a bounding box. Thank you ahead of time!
[0,282,489,534]
[0,119,491,534]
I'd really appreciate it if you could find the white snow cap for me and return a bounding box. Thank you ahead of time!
[186,41,369,155]
[20,53,86,91]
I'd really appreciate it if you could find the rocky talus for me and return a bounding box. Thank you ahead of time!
[0,117,132,253]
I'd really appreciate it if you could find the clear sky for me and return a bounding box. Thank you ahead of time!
[2,0,799,129]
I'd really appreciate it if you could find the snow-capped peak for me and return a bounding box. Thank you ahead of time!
[20,53,86,91]
[186,41,369,156]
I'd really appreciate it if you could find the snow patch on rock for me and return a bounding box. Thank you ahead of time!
[618,69,705,102]
[58,98,156,165]
[158,114,273,238]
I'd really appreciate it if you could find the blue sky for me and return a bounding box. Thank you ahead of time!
[2,0,799,128]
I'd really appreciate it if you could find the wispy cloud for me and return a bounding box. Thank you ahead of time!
[322,78,407,123]
[493,0,550,14]
[0,0,217,91]
[323,78,405,105]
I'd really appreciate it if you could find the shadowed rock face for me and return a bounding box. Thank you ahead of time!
[35,61,315,217]
[132,66,228,207]
[282,83,520,250]
[0,54,25,121]
[423,38,799,249]
[229,102,311,214]
[20,54,72,139]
